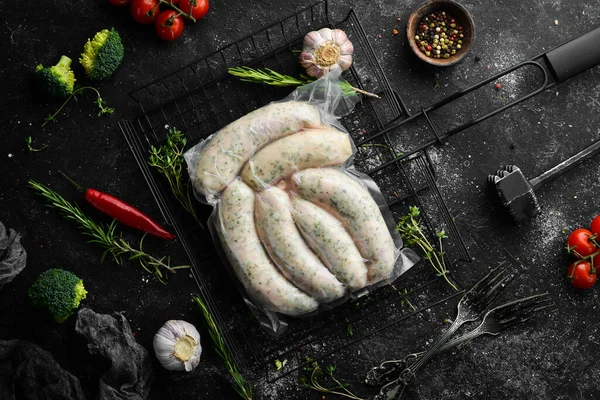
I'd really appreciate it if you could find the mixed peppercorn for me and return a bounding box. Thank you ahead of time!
[415,11,465,59]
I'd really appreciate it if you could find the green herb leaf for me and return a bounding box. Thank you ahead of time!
[396,206,458,291]
[148,127,204,229]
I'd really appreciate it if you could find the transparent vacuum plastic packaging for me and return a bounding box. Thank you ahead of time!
[185,71,419,335]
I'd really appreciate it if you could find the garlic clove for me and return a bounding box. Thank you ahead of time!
[302,30,325,51]
[337,54,353,71]
[305,63,326,78]
[318,27,333,42]
[299,51,316,69]
[153,320,202,372]
[330,29,347,43]
[338,38,354,56]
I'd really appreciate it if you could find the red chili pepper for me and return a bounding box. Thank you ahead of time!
[85,189,176,240]
[59,171,176,240]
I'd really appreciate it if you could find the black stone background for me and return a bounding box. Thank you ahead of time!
[2,0,600,399]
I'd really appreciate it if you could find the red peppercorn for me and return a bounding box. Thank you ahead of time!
[495,83,502,90]
[459,26,463,30]
[426,45,432,51]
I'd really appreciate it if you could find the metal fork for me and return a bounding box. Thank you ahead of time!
[372,265,517,399]
[367,292,555,390]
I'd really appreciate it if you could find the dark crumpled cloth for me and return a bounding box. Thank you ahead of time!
[0,339,86,400]
[0,221,27,291]
[75,308,153,400]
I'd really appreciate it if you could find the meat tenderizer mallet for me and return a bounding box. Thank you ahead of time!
[488,140,600,222]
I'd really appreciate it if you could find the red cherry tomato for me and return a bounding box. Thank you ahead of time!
[131,0,159,24]
[567,228,597,258]
[179,0,209,20]
[593,253,600,269]
[109,0,131,6]
[590,215,600,237]
[155,10,184,41]
[567,260,597,289]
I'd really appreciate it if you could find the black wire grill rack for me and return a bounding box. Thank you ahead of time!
[119,0,471,382]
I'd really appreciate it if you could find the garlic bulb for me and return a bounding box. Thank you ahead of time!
[153,320,202,372]
[300,28,354,78]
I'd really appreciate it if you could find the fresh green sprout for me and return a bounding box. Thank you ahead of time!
[396,206,458,291]
[24,136,48,152]
[148,127,204,229]
[300,358,364,400]
[41,86,114,128]
[193,296,252,400]
[274,359,288,371]
[391,284,416,311]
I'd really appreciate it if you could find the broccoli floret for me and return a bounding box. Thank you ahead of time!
[28,268,87,323]
[80,28,124,80]
[35,55,76,98]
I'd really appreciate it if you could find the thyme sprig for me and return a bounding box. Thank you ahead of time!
[41,86,114,128]
[193,297,252,400]
[228,66,380,98]
[28,180,188,283]
[300,359,364,400]
[396,206,458,291]
[148,127,204,229]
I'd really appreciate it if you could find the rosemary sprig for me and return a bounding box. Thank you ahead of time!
[300,359,364,400]
[193,297,252,400]
[24,136,47,152]
[396,206,458,291]
[148,127,204,229]
[28,180,188,283]
[228,66,380,99]
[41,86,114,128]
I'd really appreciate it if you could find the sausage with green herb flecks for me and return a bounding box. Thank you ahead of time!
[255,187,346,303]
[292,168,396,284]
[217,180,318,316]
[241,127,352,191]
[191,102,321,196]
[291,197,368,292]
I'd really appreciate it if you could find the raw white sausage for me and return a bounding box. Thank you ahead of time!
[255,187,346,303]
[192,102,321,195]
[217,180,318,316]
[291,197,368,291]
[241,127,352,191]
[292,168,396,284]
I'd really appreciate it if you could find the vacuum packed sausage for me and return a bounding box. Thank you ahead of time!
[191,102,321,196]
[218,180,319,316]
[291,197,369,291]
[241,127,352,190]
[292,168,396,284]
[255,187,346,303]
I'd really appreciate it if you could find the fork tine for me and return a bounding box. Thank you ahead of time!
[474,268,518,310]
[498,304,557,330]
[466,264,507,294]
[493,292,552,316]
[482,292,554,330]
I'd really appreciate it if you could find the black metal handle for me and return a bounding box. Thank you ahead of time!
[544,26,600,82]
[530,140,600,190]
